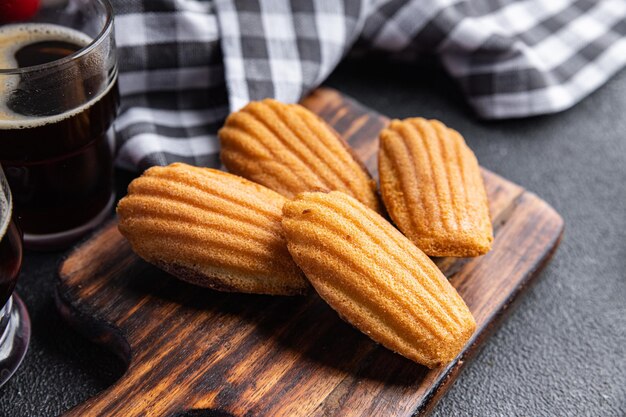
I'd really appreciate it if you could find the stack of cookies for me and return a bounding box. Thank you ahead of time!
[117,99,493,369]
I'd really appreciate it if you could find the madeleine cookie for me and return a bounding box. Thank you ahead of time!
[379,118,493,257]
[219,99,381,213]
[117,163,308,295]
[282,191,476,368]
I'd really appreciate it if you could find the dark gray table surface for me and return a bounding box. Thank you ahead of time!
[1,59,624,417]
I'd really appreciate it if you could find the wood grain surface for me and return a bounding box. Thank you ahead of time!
[57,88,564,417]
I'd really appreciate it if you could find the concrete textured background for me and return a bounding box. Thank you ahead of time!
[0,59,624,416]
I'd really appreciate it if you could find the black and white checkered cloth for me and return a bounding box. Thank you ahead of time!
[111,0,626,171]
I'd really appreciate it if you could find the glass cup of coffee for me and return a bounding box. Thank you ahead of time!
[0,0,119,249]
[0,165,30,386]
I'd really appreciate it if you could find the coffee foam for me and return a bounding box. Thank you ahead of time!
[0,23,109,129]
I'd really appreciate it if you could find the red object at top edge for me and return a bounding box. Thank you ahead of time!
[0,0,41,23]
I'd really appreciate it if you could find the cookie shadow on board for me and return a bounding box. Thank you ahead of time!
[123,261,304,321]
[122,263,427,386]
[252,292,428,386]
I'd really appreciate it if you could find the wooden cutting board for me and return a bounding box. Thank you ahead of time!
[57,88,564,417]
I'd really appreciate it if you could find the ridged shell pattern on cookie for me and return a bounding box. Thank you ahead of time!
[117,163,308,295]
[282,191,476,368]
[379,118,493,257]
[219,98,381,213]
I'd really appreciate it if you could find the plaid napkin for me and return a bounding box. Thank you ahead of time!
[111,0,626,171]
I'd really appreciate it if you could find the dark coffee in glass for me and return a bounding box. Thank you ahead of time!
[0,198,21,307]
[0,166,30,387]
[0,0,118,249]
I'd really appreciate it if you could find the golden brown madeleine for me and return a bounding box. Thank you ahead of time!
[379,118,493,257]
[117,163,308,295]
[219,98,381,213]
[282,191,476,368]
